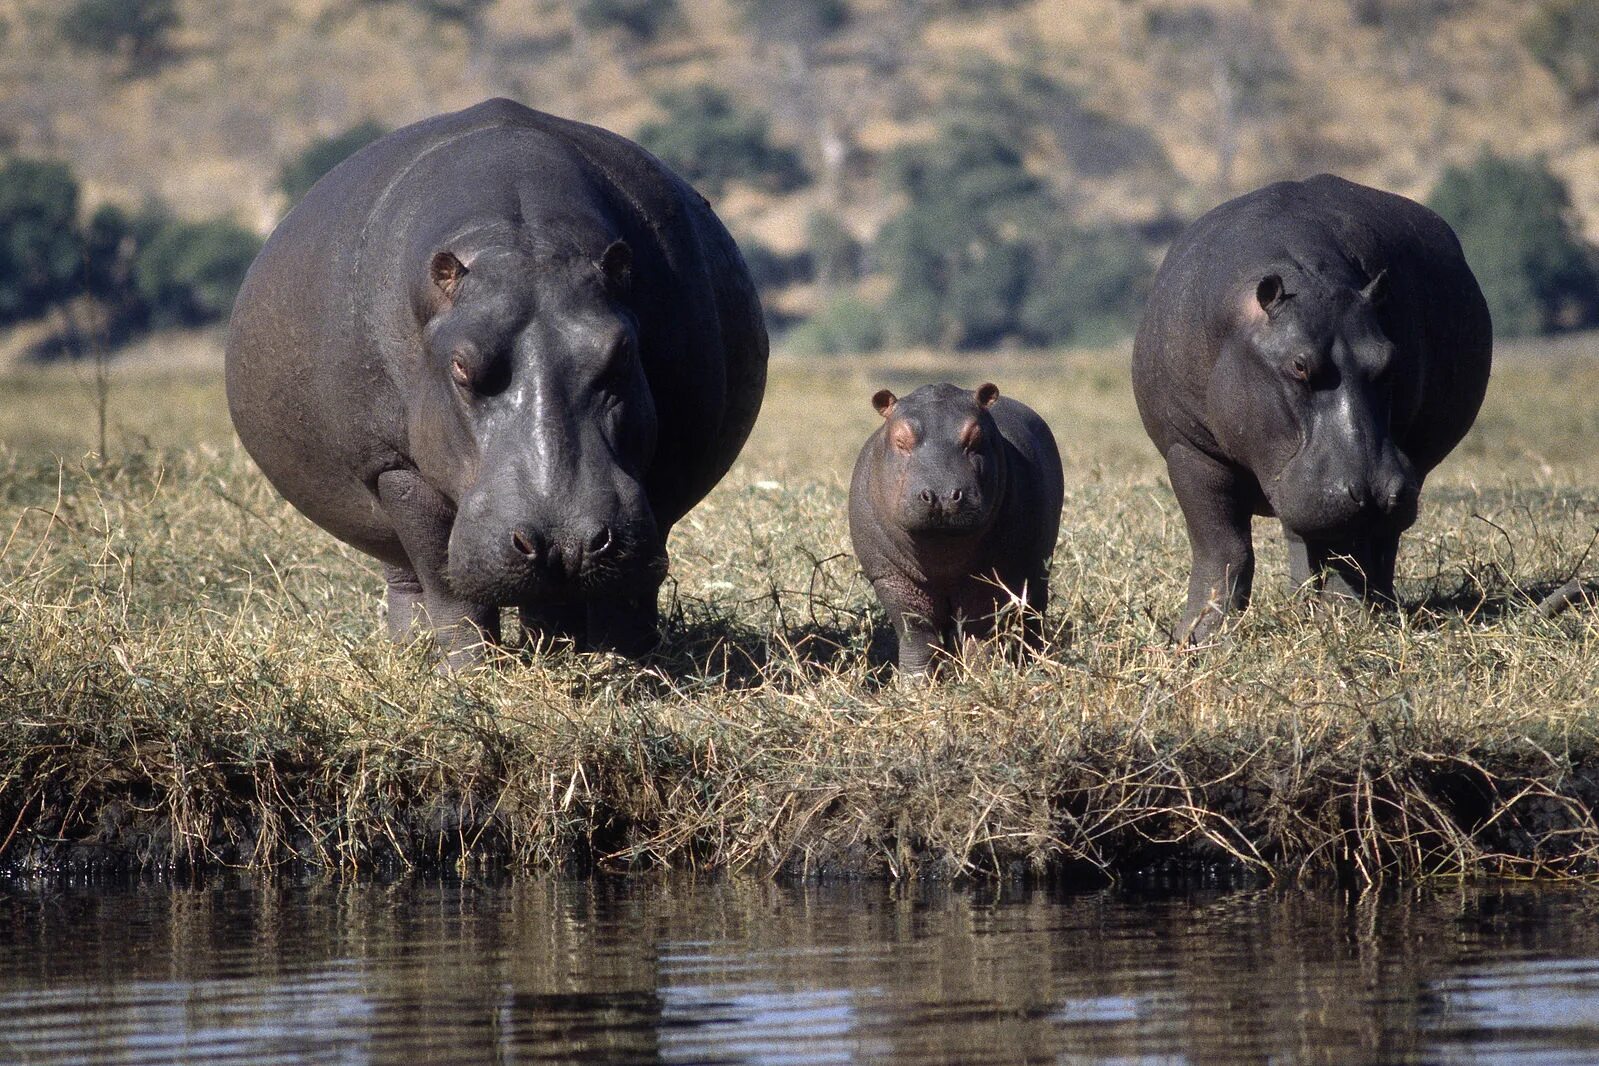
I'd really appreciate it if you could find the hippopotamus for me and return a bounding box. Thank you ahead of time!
[1132,173,1492,642]
[849,382,1064,677]
[226,98,768,663]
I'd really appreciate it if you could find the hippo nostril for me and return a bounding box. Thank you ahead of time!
[949,488,963,503]
[1343,482,1361,503]
[919,489,934,504]
[511,530,540,558]
[587,524,614,557]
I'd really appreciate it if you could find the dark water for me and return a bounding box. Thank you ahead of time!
[4,876,1599,1065]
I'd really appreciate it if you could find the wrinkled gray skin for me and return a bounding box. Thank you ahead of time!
[226,99,768,665]
[849,383,1065,677]
[1132,174,1492,643]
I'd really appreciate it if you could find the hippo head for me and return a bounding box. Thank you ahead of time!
[1208,270,1418,539]
[408,233,665,606]
[870,382,1005,536]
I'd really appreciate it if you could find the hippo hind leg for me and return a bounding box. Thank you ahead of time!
[1167,443,1257,643]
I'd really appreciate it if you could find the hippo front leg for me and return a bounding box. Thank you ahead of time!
[1167,442,1256,644]
[874,580,942,680]
[376,469,500,667]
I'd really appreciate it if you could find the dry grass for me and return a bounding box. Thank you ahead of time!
[3,338,1599,885]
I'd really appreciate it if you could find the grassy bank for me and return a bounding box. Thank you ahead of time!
[3,342,1599,884]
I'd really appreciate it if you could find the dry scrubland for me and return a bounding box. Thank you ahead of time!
[4,340,1599,884]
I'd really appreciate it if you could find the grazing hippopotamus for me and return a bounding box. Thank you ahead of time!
[1132,173,1492,642]
[226,98,768,663]
[849,382,1064,677]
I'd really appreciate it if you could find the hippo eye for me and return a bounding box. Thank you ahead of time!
[450,356,472,389]
[959,420,982,451]
[1288,355,1310,383]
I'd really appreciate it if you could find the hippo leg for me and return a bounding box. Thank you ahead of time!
[585,588,661,657]
[375,469,501,666]
[875,580,943,679]
[1168,443,1256,643]
[383,562,425,641]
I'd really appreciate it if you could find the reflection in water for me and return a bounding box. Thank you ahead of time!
[3,876,1599,1063]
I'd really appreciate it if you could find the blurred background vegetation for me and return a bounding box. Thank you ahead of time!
[1,0,1599,361]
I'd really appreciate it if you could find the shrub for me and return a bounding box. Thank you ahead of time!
[577,0,679,39]
[59,0,178,71]
[1523,0,1599,106]
[635,85,807,196]
[131,216,262,328]
[807,212,860,288]
[784,295,885,355]
[875,125,1050,348]
[736,234,809,294]
[279,121,389,206]
[0,159,84,325]
[736,0,847,40]
[1018,229,1152,347]
[1427,153,1599,337]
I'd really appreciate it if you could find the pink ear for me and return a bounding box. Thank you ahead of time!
[1256,274,1287,315]
[976,382,999,409]
[872,389,897,416]
[430,251,468,299]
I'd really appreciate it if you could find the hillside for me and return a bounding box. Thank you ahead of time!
[0,0,1593,324]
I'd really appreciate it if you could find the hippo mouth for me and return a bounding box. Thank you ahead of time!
[443,522,668,606]
[1270,485,1419,541]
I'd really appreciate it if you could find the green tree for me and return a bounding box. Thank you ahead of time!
[1427,153,1599,337]
[1018,228,1151,346]
[59,0,178,72]
[0,159,84,325]
[1524,0,1599,107]
[635,85,806,196]
[279,121,389,205]
[876,125,1050,348]
[577,0,680,40]
[735,0,847,40]
[131,216,262,328]
[807,212,860,289]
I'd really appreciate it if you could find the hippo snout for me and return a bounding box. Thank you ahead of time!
[1335,472,1415,515]
[445,503,660,604]
[509,522,616,581]
[902,483,983,532]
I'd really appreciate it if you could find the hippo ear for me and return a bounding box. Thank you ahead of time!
[1256,274,1288,316]
[430,251,468,300]
[976,383,999,409]
[872,389,897,417]
[600,239,632,295]
[1361,268,1389,305]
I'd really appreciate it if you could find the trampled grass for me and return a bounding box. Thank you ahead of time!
[3,339,1599,884]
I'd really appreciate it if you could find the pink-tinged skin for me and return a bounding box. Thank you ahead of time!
[848,382,1064,678]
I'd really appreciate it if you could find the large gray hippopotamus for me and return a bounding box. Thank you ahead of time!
[1132,174,1491,642]
[226,99,768,663]
[850,382,1064,677]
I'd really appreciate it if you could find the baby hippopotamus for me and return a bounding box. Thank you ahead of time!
[849,382,1064,677]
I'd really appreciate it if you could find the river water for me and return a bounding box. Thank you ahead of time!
[3,874,1599,1064]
